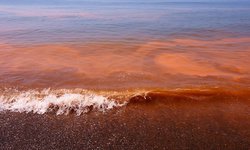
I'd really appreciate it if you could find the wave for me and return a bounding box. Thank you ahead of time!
[0,87,249,115]
[0,88,127,115]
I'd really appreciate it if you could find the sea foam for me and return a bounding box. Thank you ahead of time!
[0,89,127,115]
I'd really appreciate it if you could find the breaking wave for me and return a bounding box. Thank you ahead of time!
[0,87,249,115]
[0,88,127,115]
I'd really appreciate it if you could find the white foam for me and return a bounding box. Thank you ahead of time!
[0,89,127,115]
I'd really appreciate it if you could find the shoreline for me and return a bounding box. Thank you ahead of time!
[1,96,250,149]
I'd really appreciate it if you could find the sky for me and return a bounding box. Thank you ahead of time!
[0,0,248,5]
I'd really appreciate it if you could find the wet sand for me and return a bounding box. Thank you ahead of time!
[1,92,250,149]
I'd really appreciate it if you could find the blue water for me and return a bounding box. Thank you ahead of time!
[0,1,250,44]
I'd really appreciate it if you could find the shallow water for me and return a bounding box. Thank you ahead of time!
[0,0,250,110]
[0,1,250,90]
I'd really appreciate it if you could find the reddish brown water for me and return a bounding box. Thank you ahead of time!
[1,37,250,90]
[1,37,250,149]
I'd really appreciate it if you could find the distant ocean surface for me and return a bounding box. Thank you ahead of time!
[0,1,250,44]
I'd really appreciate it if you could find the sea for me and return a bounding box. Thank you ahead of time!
[0,0,250,149]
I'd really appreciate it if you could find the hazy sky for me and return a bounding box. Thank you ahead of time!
[0,0,248,3]
[0,0,249,6]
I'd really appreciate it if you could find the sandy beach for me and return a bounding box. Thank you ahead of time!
[1,89,250,149]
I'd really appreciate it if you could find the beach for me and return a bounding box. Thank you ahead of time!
[1,89,250,149]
